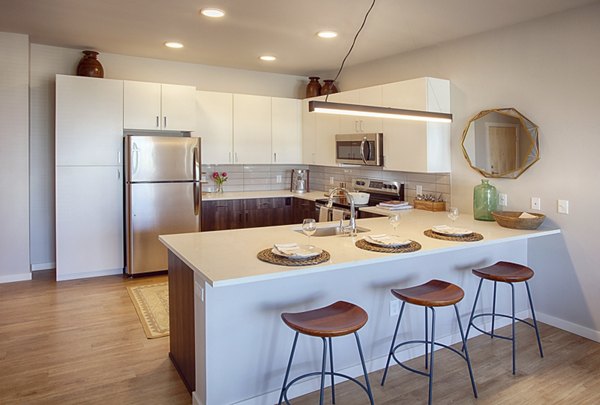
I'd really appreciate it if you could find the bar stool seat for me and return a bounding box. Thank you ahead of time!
[278,301,374,405]
[281,301,368,338]
[392,279,464,307]
[472,261,534,283]
[382,280,477,405]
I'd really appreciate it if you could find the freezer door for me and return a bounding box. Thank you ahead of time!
[127,182,201,275]
[126,135,200,182]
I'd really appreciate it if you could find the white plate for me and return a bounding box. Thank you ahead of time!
[431,225,474,237]
[364,234,412,247]
[272,244,322,259]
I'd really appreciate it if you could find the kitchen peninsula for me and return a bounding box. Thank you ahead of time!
[159,211,559,405]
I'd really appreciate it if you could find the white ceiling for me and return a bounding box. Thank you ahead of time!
[0,0,596,76]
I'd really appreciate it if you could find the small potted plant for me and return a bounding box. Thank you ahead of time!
[212,171,228,193]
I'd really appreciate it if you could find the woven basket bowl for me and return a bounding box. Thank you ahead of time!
[492,211,545,230]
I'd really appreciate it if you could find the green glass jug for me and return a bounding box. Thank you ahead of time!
[473,179,498,221]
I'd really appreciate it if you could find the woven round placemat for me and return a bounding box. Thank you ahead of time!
[424,229,484,242]
[355,239,422,253]
[257,248,330,266]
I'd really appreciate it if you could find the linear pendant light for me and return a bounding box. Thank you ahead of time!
[309,100,453,123]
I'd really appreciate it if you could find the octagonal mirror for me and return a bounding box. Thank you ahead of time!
[461,108,539,179]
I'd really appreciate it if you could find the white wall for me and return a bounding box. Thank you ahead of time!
[334,3,600,337]
[0,32,30,282]
[28,44,305,268]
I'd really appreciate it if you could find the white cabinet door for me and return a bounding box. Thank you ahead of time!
[161,83,196,131]
[332,90,360,134]
[357,85,383,133]
[56,75,123,166]
[193,91,233,164]
[233,94,271,164]
[271,97,301,164]
[124,81,196,131]
[314,112,339,166]
[123,80,161,130]
[55,166,124,280]
[302,98,317,164]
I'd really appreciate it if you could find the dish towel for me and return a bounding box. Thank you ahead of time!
[332,208,345,221]
[319,206,330,222]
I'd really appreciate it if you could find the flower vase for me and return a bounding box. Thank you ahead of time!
[473,179,498,221]
[216,183,224,193]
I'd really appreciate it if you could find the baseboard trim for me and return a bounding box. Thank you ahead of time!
[31,262,56,271]
[56,268,123,281]
[537,312,600,343]
[0,272,32,284]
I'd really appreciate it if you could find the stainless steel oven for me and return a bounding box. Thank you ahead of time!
[335,133,383,166]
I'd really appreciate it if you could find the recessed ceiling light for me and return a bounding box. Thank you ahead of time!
[259,55,276,62]
[165,42,184,49]
[200,8,225,18]
[317,31,338,39]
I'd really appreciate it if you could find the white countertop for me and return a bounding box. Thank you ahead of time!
[202,190,324,201]
[160,210,560,288]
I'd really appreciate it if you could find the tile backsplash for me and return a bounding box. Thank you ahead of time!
[202,164,451,203]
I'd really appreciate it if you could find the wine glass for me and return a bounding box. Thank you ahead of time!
[302,218,317,245]
[448,207,459,223]
[388,214,400,234]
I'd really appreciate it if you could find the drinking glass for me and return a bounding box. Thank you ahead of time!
[448,207,459,223]
[302,218,317,244]
[388,214,400,234]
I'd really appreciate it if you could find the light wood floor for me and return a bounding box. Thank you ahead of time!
[1,271,599,404]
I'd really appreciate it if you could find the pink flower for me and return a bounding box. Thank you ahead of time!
[221,172,227,178]
[212,171,219,179]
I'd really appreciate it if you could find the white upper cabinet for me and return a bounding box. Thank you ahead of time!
[301,95,338,167]
[233,94,272,164]
[55,75,123,166]
[271,97,301,164]
[333,87,383,134]
[302,98,318,165]
[124,80,196,131]
[381,77,451,173]
[193,90,233,164]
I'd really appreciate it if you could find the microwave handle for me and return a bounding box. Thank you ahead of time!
[360,137,369,164]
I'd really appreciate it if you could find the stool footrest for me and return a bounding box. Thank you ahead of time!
[390,339,470,378]
[471,313,537,341]
[282,371,370,404]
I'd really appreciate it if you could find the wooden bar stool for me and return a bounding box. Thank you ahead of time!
[381,280,477,405]
[278,301,374,405]
[464,261,544,374]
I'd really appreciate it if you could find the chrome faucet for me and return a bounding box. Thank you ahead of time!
[327,187,357,233]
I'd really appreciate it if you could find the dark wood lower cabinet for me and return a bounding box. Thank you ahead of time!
[168,251,195,393]
[292,197,317,223]
[202,197,295,231]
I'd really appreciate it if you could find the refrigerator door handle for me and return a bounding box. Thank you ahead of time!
[193,146,200,182]
[193,182,200,216]
[131,142,139,176]
[193,145,200,216]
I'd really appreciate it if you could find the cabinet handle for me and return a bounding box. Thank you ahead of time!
[117,169,121,180]
[235,152,238,163]
[354,121,359,132]
[117,151,121,164]
[359,120,364,132]
[273,152,277,162]
[229,152,232,163]
[163,116,167,128]
[156,116,159,128]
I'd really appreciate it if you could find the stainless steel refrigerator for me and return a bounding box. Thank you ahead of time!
[124,135,201,275]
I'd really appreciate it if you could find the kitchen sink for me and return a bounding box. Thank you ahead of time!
[294,225,370,237]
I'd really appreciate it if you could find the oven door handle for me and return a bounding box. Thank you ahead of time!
[360,138,368,164]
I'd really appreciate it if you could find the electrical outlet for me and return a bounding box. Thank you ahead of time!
[329,176,335,185]
[276,175,282,184]
[416,185,423,195]
[499,193,508,206]
[531,197,541,210]
[558,199,569,214]
[389,300,400,317]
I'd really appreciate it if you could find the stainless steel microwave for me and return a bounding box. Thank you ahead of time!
[335,133,383,166]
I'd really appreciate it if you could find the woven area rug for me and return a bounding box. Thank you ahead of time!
[127,282,169,339]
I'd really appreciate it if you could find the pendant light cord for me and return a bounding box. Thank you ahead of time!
[325,0,377,101]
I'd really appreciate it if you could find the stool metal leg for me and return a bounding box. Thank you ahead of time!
[464,278,484,348]
[454,304,478,398]
[328,337,336,404]
[381,301,406,385]
[510,282,516,375]
[428,307,436,405]
[491,281,497,338]
[525,281,544,358]
[319,337,327,405]
[278,332,299,405]
[354,332,375,405]
[425,307,429,370]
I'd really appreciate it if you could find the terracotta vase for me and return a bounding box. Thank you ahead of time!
[76,50,104,78]
[306,77,321,98]
[320,79,338,96]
